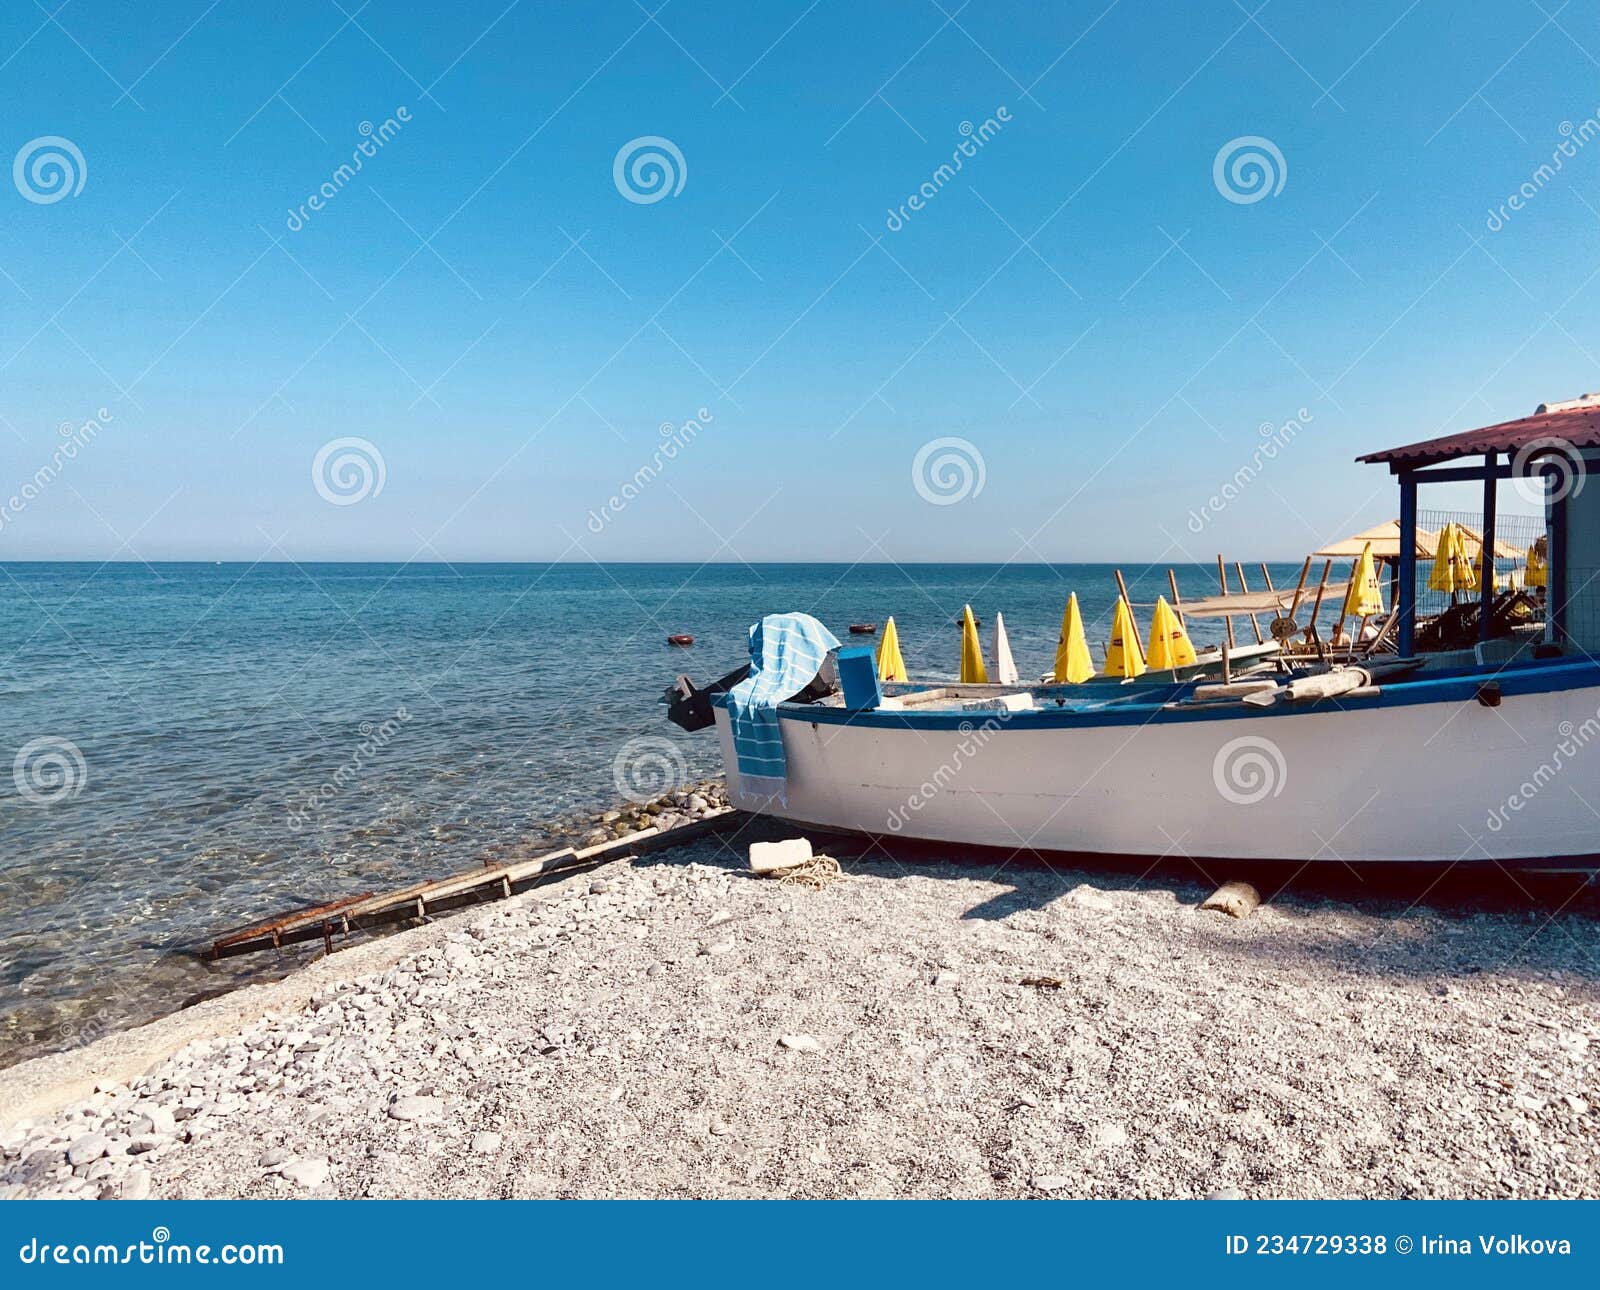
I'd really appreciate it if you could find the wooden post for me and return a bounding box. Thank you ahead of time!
[1479,453,1499,643]
[1552,475,1569,645]
[1113,569,1146,665]
[1398,471,1418,656]
[1285,556,1312,626]
[1235,562,1265,644]
[1306,559,1333,645]
[1167,568,1187,631]
[1216,555,1235,649]
[1332,557,1359,653]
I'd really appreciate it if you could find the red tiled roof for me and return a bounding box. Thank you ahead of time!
[1357,398,1600,468]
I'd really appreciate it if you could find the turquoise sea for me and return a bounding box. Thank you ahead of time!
[0,560,1311,1063]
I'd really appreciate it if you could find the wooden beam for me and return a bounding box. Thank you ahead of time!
[1479,453,1499,643]
[1400,461,1516,483]
[1552,482,1569,645]
[1306,559,1333,644]
[1398,470,1418,656]
[1216,555,1235,649]
[1332,557,1359,647]
[1234,563,1265,644]
[1285,557,1312,627]
[203,810,743,961]
[1112,569,1146,665]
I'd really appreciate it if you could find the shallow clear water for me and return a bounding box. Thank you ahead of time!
[0,560,1308,1062]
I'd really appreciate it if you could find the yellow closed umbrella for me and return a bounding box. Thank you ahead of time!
[1472,543,1498,594]
[1429,522,1472,595]
[1103,597,1147,678]
[875,615,908,682]
[1146,595,1197,670]
[959,604,988,683]
[1342,541,1385,617]
[1052,593,1094,684]
[1526,538,1548,589]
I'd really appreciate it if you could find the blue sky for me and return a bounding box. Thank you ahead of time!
[1,0,1595,562]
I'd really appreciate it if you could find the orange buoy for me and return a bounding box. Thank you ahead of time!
[667,634,694,646]
[848,623,878,635]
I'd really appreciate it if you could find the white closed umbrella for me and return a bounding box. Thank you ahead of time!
[992,611,1019,685]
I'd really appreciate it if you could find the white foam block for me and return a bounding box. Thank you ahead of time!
[749,837,813,874]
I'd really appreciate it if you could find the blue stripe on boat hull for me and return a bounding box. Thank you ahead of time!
[756,658,1600,732]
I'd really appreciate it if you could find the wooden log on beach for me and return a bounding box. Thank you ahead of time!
[203,808,743,961]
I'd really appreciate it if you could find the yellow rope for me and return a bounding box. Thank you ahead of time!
[775,855,846,888]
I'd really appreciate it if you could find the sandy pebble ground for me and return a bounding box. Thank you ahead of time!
[1,837,1597,1200]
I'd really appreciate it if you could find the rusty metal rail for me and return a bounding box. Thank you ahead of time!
[202,808,742,961]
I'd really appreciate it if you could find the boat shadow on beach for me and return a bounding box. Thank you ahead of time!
[696,816,1600,982]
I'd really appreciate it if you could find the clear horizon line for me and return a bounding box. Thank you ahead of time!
[0,556,1323,567]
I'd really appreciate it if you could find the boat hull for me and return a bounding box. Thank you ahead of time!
[712,660,1600,865]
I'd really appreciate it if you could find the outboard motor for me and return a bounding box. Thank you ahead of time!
[662,664,750,732]
[662,656,840,732]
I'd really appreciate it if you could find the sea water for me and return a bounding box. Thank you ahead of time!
[0,560,1309,1063]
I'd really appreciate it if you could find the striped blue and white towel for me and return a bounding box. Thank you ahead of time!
[725,612,840,803]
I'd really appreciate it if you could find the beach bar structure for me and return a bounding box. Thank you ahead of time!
[1358,395,1600,656]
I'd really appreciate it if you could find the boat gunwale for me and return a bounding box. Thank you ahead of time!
[712,656,1600,731]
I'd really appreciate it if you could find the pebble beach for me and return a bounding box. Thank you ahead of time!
[2,826,1597,1201]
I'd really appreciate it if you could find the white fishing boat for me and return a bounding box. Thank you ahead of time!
[686,396,1600,867]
